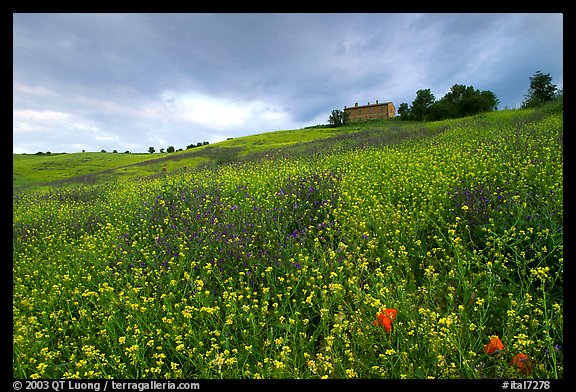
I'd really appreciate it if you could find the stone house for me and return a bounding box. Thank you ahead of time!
[343,100,396,122]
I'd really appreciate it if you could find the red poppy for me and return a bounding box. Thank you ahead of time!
[484,336,504,354]
[372,308,397,333]
[511,353,533,375]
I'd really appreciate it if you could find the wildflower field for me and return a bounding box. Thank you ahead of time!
[13,105,563,379]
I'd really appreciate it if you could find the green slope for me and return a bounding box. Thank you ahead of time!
[13,121,371,191]
[12,106,559,192]
[12,103,563,378]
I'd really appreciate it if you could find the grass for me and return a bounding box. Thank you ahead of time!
[13,152,159,189]
[12,104,563,380]
[12,118,396,191]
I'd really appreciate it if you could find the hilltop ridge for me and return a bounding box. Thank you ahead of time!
[13,104,560,192]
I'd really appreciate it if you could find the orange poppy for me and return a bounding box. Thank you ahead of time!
[372,308,397,333]
[484,336,504,354]
[511,353,533,375]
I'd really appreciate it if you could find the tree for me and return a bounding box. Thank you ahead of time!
[400,85,499,122]
[522,70,558,108]
[148,146,155,154]
[167,146,175,153]
[397,102,411,120]
[477,90,499,112]
[430,84,499,120]
[410,89,436,121]
[328,109,347,127]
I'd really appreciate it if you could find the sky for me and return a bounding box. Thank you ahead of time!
[13,13,563,154]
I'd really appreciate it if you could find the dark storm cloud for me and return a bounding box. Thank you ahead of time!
[13,13,563,154]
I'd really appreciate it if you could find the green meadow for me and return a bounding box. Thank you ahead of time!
[13,103,563,379]
[13,152,159,190]
[13,126,357,192]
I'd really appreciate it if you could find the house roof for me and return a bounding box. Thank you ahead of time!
[344,101,394,110]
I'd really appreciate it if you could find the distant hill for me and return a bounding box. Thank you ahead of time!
[12,105,559,192]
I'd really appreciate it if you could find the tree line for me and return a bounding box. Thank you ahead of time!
[146,141,210,154]
[328,70,561,126]
[29,141,212,155]
[397,84,498,121]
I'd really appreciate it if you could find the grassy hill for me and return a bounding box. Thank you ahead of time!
[13,108,547,191]
[12,115,477,191]
[13,152,159,188]
[13,104,563,379]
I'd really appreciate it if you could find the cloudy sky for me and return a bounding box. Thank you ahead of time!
[13,13,563,154]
